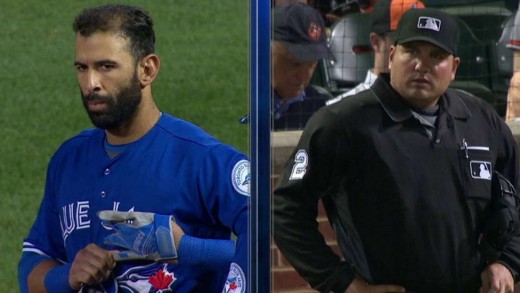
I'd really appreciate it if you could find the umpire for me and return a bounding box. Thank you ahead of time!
[273,8,520,293]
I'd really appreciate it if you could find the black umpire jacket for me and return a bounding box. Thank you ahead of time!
[273,74,520,293]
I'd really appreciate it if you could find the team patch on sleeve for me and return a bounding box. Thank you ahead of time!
[222,262,246,293]
[231,159,250,196]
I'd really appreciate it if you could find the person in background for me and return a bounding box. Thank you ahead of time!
[506,2,520,122]
[272,2,336,130]
[327,0,425,105]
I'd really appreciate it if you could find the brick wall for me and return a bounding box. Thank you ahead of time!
[270,124,520,292]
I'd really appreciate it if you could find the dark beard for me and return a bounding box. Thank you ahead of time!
[81,73,142,130]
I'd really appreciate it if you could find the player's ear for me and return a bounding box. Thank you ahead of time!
[138,54,160,87]
[369,32,383,53]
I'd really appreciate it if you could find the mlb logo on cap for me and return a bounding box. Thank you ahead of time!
[394,8,459,55]
[417,17,441,32]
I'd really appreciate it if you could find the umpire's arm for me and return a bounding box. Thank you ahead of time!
[273,108,355,293]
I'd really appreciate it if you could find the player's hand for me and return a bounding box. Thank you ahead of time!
[480,262,514,293]
[69,243,116,290]
[344,276,405,293]
[98,210,180,261]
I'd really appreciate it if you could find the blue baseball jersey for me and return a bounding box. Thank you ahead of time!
[21,113,249,292]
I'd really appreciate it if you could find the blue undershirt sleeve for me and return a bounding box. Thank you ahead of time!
[44,263,75,293]
[177,235,235,271]
[18,252,49,293]
[18,251,75,293]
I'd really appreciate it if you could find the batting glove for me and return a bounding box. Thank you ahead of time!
[97,210,178,261]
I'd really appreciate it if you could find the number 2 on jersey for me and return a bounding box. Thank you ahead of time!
[289,149,308,180]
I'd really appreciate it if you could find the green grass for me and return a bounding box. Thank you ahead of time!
[0,1,248,291]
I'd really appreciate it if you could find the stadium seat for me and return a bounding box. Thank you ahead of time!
[326,12,374,90]
[442,6,511,43]
[451,18,490,87]
[437,4,512,116]
[310,59,341,96]
[492,14,514,83]
[447,17,496,106]
[489,14,515,116]
[423,0,514,9]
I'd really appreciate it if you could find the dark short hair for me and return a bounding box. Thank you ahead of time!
[72,4,155,62]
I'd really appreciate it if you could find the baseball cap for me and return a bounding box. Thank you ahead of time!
[372,0,425,36]
[273,2,336,61]
[394,8,459,55]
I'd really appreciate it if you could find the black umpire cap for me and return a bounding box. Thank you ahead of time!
[394,7,459,55]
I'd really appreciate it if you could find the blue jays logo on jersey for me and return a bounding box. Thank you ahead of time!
[77,263,176,293]
[222,263,245,293]
[232,160,250,196]
[116,263,176,292]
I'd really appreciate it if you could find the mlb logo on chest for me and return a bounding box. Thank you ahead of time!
[417,17,441,32]
[470,161,492,180]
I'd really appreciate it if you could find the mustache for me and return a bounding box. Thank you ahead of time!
[83,93,112,103]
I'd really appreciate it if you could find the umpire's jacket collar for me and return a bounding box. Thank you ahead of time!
[372,73,472,123]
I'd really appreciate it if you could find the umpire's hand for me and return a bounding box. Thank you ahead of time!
[480,262,514,293]
[69,243,116,290]
[344,276,405,293]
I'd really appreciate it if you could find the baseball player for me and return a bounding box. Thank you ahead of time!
[274,8,520,293]
[18,4,249,293]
